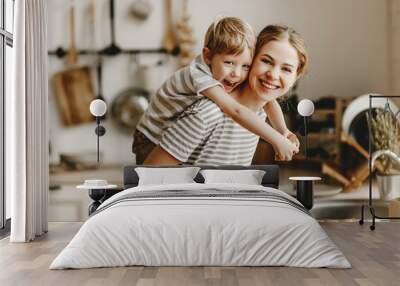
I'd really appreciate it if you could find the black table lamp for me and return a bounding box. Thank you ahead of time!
[90,99,107,162]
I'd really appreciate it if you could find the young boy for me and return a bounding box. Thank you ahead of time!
[133,17,298,164]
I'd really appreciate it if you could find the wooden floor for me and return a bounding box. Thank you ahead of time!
[0,221,399,286]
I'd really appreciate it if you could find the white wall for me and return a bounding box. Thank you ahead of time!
[188,0,389,98]
[47,0,389,164]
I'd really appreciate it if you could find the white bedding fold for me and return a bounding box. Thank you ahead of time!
[50,183,351,269]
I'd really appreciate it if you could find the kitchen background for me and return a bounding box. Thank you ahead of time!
[47,0,394,165]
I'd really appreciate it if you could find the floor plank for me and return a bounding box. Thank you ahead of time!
[0,222,399,286]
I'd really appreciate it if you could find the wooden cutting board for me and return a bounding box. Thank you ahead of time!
[53,4,95,126]
[53,67,95,125]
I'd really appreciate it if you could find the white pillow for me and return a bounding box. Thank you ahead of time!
[200,169,266,185]
[135,167,200,186]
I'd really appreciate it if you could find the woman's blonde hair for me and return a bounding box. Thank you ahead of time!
[256,25,309,77]
[204,17,256,58]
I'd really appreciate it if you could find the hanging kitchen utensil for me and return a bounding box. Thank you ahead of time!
[130,0,152,20]
[53,2,96,126]
[88,0,98,57]
[111,87,149,133]
[176,0,196,66]
[163,0,179,55]
[85,0,97,52]
[96,60,103,101]
[96,59,107,119]
[102,0,122,56]
[67,4,78,65]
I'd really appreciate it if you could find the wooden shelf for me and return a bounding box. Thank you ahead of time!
[293,98,348,165]
[299,132,336,140]
[254,97,350,171]
[313,109,337,116]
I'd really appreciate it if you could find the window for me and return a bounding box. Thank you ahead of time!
[0,0,14,232]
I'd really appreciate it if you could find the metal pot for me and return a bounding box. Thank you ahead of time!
[111,87,149,133]
[376,174,400,201]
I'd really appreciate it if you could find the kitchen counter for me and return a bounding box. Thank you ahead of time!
[50,165,124,186]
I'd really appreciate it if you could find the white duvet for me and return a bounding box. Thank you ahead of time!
[50,183,351,269]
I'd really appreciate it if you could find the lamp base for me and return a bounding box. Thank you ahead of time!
[95,125,106,136]
[289,176,321,210]
[296,180,313,210]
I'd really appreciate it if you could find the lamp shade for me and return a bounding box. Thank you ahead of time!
[90,99,107,117]
[297,99,314,117]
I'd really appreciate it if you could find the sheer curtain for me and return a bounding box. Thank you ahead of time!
[7,0,49,242]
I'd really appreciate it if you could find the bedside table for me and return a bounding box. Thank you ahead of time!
[77,183,121,215]
[289,176,321,210]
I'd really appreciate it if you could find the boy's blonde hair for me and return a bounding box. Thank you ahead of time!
[256,25,309,77]
[204,17,256,58]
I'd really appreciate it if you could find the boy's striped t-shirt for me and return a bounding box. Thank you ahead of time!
[159,98,266,166]
[136,55,222,145]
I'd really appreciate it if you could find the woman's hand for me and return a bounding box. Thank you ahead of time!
[273,136,299,161]
[284,130,300,149]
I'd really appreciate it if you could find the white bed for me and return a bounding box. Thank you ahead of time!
[50,182,351,269]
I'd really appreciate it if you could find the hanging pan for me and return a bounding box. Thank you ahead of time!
[111,87,149,133]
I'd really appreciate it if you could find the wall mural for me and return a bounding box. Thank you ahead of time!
[47,1,399,207]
